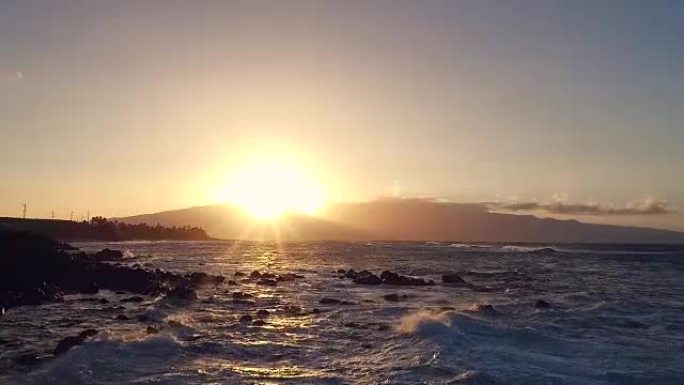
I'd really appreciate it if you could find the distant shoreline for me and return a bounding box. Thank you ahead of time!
[0,217,214,242]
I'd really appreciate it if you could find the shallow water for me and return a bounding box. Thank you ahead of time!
[2,241,683,384]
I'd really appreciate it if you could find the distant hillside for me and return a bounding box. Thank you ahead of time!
[118,205,371,241]
[116,199,684,243]
[0,216,212,241]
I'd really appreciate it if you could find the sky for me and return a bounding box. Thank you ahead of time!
[1,0,683,231]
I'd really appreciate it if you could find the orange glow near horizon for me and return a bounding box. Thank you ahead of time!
[216,155,326,220]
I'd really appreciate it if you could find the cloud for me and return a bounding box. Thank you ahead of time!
[489,197,677,216]
[0,71,25,87]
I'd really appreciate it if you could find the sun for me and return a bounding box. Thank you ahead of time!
[219,157,325,220]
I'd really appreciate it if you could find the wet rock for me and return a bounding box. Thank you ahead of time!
[227,280,237,285]
[473,304,498,316]
[120,296,144,303]
[354,271,382,285]
[15,353,40,366]
[337,269,346,274]
[379,270,433,286]
[256,309,270,318]
[253,319,267,326]
[283,305,302,314]
[187,272,224,286]
[344,322,367,329]
[167,286,197,301]
[250,271,262,278]
[91,248,123,261]
[99,298,109,304]
[116,291,126,295]
[146,325,159,334]
[256,278,277,286]
[239,315,253,323]
[319,297,341,305]
[234,271,246,277]
[277,273,305,282]
[344,269,358,279]
[535,299,552,308]
[383,293,408,302]
[53,329,98,356]
[232,291,253,300]
[442,273,468,285]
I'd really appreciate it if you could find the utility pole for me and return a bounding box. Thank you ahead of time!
[51,211,55,220]
[70,211,74,221]
[87,209,90,222]
[22,203,26,219]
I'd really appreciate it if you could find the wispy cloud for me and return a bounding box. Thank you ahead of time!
[0,71,25,87]
[488,197,677,216]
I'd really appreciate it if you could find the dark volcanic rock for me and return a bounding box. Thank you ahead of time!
[187,272,224,286]
[319,297,341,305]
[53,329,98,355]
[354,271,382,285]
[146,325,159,334]
[256,309,270,318]
[344,269,358,279]
[167,286,197,301]
[256,278,277,286]
[91,248,124,261]
[383,293,408,302]
[442,273,468,285]
[234,271,246,277]
[120,296,144,303]
[535,299,552,309]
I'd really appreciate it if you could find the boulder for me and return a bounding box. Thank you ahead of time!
[91,248,123,261]
[442,273,467,285]
[353,271,382,285]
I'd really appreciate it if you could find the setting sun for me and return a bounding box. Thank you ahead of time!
[219,158,325,220]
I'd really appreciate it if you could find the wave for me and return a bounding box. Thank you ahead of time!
[13,333,185,385]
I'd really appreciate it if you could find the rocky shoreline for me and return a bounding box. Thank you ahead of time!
[0,228,222,314]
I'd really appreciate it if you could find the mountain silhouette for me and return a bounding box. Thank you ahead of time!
[117,198,684,243]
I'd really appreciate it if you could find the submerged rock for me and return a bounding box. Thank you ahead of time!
[120,296,144,303]
[383,293,408,302]
[319,297,341,305]
[53,329,99,355]
[442,273,468,285]
[146,325,159,334]
[167,285,197,301]
[535,299,552,309]
[239,315,253,323]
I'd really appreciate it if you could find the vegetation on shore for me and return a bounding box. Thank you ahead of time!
[0,216,212,241]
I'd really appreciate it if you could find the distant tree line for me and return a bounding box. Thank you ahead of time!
[0,216,212,241]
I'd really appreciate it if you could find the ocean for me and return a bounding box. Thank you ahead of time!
[2,241,683,384]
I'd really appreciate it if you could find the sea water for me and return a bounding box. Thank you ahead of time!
[1,241,683,384]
